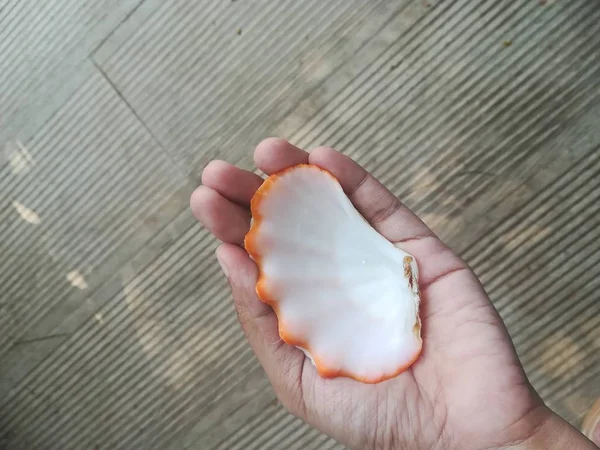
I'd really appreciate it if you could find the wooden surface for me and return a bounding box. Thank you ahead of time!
[1,0,599,448]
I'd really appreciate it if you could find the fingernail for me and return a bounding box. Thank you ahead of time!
[216,248,229,277]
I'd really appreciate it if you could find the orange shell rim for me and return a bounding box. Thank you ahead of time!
[244,164,422,384]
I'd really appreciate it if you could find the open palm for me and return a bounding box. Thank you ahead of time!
[191,139,552,450]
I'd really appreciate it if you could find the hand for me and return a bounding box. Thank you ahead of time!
[191,139,596,450]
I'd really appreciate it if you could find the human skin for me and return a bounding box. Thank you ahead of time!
[190,138,598,450]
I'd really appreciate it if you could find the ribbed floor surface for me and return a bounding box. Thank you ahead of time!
[1,1,599,448]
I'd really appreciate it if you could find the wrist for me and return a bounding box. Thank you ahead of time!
[507,408,597,450]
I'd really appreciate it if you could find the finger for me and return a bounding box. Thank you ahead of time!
[216,244,304,407]
[201,160,263,206]
[216,244,277,340]
[309,146,435,243]
[254,137,309,174]
[308,147,469,291]
[190,186,250,244]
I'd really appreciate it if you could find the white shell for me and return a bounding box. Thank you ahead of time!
[246,165,421,383]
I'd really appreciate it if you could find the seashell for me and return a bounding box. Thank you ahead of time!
[245,164,422,383]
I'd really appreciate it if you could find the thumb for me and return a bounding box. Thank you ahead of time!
[215,244,305,412]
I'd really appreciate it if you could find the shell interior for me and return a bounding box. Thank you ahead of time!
[245,164,421,383]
